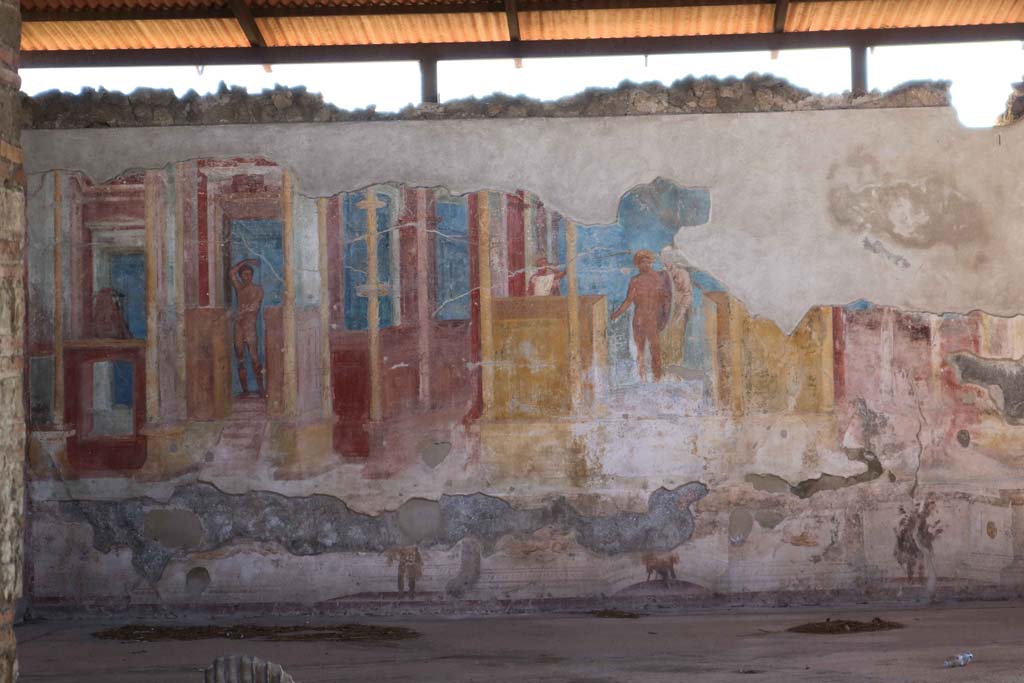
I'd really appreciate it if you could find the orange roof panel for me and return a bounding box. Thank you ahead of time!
[520,4,772,40]
[257,12,508,45]
[21,18,249,49]
[786,0,1024,32]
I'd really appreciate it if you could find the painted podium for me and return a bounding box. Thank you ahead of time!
[490,295,608,419]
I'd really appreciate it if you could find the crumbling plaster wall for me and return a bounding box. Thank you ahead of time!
[19,77,1024,611]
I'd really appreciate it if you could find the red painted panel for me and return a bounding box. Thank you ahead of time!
[332,348,370,457]
[64,345,147,473]
[507,192,525,296]
[432,320,474,410]
[197,168,210,307]
[381,325,419,420]
[77,227,94,339]
[464,192,483,424]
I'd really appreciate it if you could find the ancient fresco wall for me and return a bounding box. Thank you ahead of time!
[20,99,1024,609]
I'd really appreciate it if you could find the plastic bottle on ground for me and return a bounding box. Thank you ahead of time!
[943,652,974,668]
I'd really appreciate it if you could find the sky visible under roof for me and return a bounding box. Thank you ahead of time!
[18,40,1024,127]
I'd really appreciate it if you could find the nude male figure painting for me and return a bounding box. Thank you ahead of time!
[611,249,672,381]
[230,258,266,397]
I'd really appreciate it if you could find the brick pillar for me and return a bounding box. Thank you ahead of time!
[0,0,23,679]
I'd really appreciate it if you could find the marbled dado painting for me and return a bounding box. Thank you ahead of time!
[23,157,1024,607]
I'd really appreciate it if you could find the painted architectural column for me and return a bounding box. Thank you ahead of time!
[144,171,162,422]
[173,164,187,421]
[281,172,298,418]
[0,0,24,676]
[565,220,583,411]
[51,171,64,427]
[415,188,431,407]
[818,307,835,412]
[476,191,494,417]
[316,198,332,419]
[358,190,386,422]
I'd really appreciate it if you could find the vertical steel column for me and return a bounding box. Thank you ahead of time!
[420,58,439,104]
[851,43,868,95]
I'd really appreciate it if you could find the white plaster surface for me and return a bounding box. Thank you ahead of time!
[23,108,1024,331]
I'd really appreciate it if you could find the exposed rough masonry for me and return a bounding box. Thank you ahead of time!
[0,0,24,677]
[20,75,952,129]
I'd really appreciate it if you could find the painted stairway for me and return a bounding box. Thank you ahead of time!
[205,397,268,477]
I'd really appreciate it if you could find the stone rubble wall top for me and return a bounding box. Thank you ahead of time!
[21,74,957,129]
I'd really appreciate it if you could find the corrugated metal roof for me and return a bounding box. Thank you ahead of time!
[250,0,485,8]
[21,18,249,49]
[787,0,1024,32]
[520,4,772,40]
[22,0,221,11]
[257,12,508,45]
[17,0,1024,52]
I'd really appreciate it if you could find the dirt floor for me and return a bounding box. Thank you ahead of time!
[16,601,1024,682]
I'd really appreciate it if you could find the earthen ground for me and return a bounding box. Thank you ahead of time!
[16,601,1024,682]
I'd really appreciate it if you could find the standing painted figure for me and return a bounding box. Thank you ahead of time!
[387,546,424,599]
[611,250,672,381]
[92,288,131,339]
[527,256,566,296]
[230,258,265,397]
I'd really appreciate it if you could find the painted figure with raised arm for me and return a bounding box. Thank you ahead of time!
[230,258,265,397]
[527,256,567,296]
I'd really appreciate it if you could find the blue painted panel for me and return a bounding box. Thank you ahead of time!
[618,178,712,240]
[574,180,713,383]
[111,360,133,408]
[231,220,284,305]
[846,299,874,311]
[553,215,567,285]
[110,252,146,340]
[29,356,54,426]
[230,219,284,395]
[343,192,395,331]
[435,199,470,320]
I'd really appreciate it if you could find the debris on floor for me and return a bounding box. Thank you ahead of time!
[590,609,642,619]
[93,623,420,642]
[787,617,904,634]
[204,654,295,683]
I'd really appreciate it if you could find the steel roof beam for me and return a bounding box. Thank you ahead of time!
[772,0,788,33]
[505,0,521,42]
[228,0,267,47]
